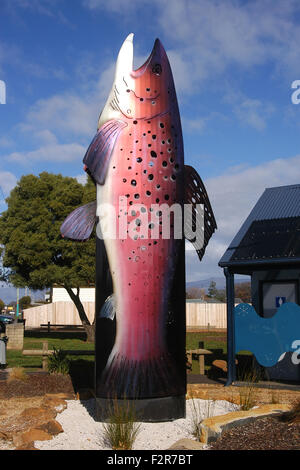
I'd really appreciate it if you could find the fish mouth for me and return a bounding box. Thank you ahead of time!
[116,33,167,79]
[132,38,167,78]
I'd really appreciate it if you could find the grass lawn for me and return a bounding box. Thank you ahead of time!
[7,331,94,370]
[6,329,252,379]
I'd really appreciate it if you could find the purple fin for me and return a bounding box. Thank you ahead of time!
[60,201,97,240]
[83,119,127,185]
[184,165,217,261]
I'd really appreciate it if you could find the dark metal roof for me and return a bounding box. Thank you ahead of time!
[219,184,300,268]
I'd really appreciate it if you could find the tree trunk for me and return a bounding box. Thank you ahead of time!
[63,285,95,343]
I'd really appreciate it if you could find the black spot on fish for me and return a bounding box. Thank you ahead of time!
[152,63,162,75]
[150,151,157,158]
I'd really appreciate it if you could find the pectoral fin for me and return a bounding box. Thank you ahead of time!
[184,165,217,261]
[99,294,116,320]
[60,201,97,240]
[83,119,127,185]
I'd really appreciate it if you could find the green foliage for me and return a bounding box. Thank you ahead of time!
[207,280,217,298]
[0,298,4,312]
[206,280,226,301]
[102,399,141,450]
[47,347,70,375]
[235,282,251,303]
[19,295,31,309]
[0,172,96,290]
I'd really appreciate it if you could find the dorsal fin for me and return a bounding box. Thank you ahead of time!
[184,165,217,261]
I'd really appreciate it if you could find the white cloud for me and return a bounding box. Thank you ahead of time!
[9,61,117,167]
[82,0,300,83]
[0,171,17,197]
[224,90,275,131]
[75,173,88,185]
[186,153,300,281]
[182,112,228,134]
[20,62,115,140]
[4,141,86,165]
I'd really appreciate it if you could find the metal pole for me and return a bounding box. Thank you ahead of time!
[224,267,236,386]
[16,287,19,318]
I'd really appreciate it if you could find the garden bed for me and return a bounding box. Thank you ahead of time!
[0,372,75,399]
[209,414,300,450]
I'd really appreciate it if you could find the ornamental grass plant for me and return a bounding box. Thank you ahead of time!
[47,347,70,375]
[102,398,141,450]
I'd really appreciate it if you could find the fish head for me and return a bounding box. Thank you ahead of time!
[98,34,176,128]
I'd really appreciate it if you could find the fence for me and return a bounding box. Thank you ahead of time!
[23,301,95,328]
[24,300,229,329]
[186,301,227,329]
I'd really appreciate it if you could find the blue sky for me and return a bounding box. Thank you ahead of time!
[1,0,300,283]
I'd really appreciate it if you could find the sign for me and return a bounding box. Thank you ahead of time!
[276,296,286,308]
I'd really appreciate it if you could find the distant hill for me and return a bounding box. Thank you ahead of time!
[186,276,250,291]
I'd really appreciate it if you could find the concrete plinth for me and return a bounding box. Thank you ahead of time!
[95,395,186,423]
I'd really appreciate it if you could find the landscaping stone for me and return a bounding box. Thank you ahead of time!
[168,439,207,450]
[37,419,64,436]
[186,383,300,406]
[13,428,52,447]
[199,403,291,444]
[41,394,68,412]
[15,442,39,451]
[20,406,56,421]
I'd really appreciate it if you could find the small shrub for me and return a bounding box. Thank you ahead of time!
[238,368,259,410]
[7,367,28,382]
[102,398,141,450]
[47,347,70,375]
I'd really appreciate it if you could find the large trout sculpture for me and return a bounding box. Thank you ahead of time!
[61,34,216,421]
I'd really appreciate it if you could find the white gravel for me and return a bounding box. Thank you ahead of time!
[34,398,239,450]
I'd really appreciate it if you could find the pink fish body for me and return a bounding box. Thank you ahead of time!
[94,36,184,396]
[61,34,217,399]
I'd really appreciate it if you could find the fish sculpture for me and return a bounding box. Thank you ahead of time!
[61,34,217,419]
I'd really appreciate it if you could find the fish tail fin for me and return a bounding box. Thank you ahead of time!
[98,352,184,399]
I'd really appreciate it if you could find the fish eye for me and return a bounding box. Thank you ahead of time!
[152,63,162,75]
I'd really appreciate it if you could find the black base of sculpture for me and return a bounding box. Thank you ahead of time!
[95,395,186,423]
[94,237,187,422]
